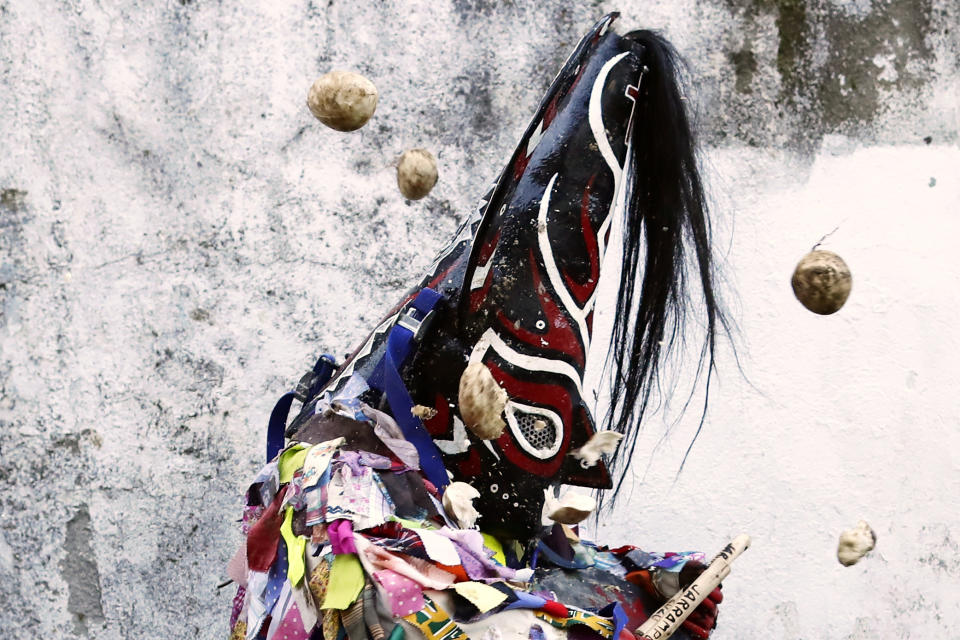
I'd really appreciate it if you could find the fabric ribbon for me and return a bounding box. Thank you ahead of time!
[323,553,366,610]
[366,289,448,492]
[402,595,471,640]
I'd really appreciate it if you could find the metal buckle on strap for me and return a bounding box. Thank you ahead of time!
[396,306,435,342]
[294,371,315,402]
[294,354,338,402]
[293,371,317,402]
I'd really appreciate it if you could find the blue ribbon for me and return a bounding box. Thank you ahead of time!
[533,539,594,570]
[367,288,449,492]
[599,602,628,640]
[266,353,337,462]
[267,392,296,462]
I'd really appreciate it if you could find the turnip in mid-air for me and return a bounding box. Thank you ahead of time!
[791,250,852,315]
[307,70,378,132]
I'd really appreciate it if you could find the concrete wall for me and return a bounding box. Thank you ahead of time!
[1,1,957,638]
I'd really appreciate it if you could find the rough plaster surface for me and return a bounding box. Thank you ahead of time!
[0,1,958,639]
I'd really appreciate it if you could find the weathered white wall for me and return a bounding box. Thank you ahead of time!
[595,141,960,639]
[1,1,957,639]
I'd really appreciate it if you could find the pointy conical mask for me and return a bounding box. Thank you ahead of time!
[292,14,649,539]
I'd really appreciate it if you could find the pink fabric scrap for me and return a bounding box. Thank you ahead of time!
[270,601,312,640]
[373,569,425,617]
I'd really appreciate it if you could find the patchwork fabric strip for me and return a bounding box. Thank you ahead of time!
[356,535,454,591]
[245,571,270,640]
[307,557,331,606]
[362,579,386,640]
[264,531,289,615]
[302,438,346,489]
[247,489,286,573]
[278,444,310,484]
[364,524,429,561]
[270,602,311,640]
[438,529,514,582]
[323,607,342,640]
[363,405,420,470]
[452,581,509,613]
[229,584,246,630]
[250,461,279,508]
[305,465,333,527]
[342,597,367,640]
[229,619,247,640]
[263,580,294,640]
[414,529,461,566]
[402,595,470,640]
[533,608,616,639]
[281,506,308,586]
[326,460,385,526]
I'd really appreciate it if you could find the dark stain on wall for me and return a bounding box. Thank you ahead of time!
[0,189,30,292]
[730,47,759,93]
[777,0,934,128]
[59,505,105,636]
[712,0,948,148]
[818,1,934,129]
[0,188,27,214]
[774,0,809,103]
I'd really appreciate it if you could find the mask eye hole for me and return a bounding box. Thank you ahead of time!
[505,402,563,459]
[517,412,555,451]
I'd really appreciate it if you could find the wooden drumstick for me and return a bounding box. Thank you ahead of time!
[635,534,751,640]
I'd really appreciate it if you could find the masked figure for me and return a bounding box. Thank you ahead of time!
[228,13,731,640]
[286,13,723,541]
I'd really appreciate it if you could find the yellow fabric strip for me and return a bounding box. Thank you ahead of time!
[280,506,307,586]
[278,443,309,483]
[228,619,246,640]
[452,581,508,613]
[322,553,365,610]
[480,533,506,566]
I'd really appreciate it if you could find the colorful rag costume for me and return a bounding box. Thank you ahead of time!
[227,402,717,640]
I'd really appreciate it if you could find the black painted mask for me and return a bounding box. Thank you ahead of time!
[292,14,651,540]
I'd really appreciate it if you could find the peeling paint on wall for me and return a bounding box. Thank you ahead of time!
[705,0,958,148]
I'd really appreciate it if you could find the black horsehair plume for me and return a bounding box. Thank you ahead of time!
[600,30,731,506]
